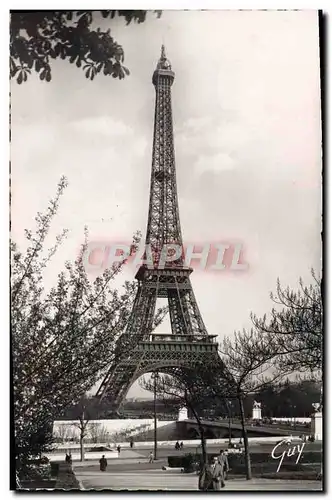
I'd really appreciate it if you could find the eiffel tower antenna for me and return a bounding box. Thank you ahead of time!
[161,42,166,59]
[96,47,221,410]
[161,35,166,57]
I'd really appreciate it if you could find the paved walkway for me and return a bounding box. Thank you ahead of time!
[74,469,322,491]
[72,449,147,467]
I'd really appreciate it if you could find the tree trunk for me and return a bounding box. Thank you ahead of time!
[238,394,252,480]
[80,431,85,462]
[191,406,207,466]
[198,424,207,466]
[79,411,85,462]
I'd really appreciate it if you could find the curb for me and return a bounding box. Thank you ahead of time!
[77,480,85,490]
[72,470,85,490]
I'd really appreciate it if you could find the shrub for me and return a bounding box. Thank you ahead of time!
[168,455,184,468]
[168,453,200,472]
[182,453,199,472]
[20,463,52,482]
[167,450,322,476]
[55,463,80,490]
[50,462,60,477]
[27,456,50,466]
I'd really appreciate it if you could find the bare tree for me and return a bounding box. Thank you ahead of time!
[251,271,322,376]
[54,423,72,443]
[198,329,290,480]
[12,179,167,468]
[146,331,290,479]
[141,370,224,465]
[72,397,94,461]
[88,422,110,444]
[211,272,322,478]
[71,395,113,460]
[87,422,101,444]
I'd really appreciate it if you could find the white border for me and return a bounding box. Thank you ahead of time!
[2,2,329,499]
[4,1,332,9]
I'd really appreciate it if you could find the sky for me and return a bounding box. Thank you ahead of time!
[11,10,322,398]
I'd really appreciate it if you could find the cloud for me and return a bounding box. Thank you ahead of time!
[194,152,235,175]
[69,115,133,138]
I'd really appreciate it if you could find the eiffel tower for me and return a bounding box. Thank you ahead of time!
[96,46,220,409]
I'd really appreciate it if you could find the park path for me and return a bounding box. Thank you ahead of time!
[74,469,322,491]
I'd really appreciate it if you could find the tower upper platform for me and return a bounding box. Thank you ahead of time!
[152,45,175,86]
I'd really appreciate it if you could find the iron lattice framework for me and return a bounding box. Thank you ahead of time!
[97,46,221,409]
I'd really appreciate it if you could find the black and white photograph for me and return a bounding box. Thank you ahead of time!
[10,7,323,492]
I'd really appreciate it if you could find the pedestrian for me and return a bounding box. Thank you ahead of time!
[198,463,211,491]
[148,451,154,463]
[210,455,224,490]
[198,458,214,491]
[175,441,180,450]
[180,441,184,450]
[68,453,72,465]
[130,438,134,449]
[65,453,69,463]
[117,445,121,455]
[99,455,107,472]
[222,449,230,480]
[218,449,229,482]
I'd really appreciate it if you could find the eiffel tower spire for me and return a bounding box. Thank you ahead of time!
[96,48,220,409]
[146,45,183,268]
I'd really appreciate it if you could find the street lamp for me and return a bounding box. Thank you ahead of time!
[290,405,296,427]
[227,400,232,446]
[152,371,159,460]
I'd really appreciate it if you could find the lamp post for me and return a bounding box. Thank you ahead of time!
[227,400,232,445]
[290,405,296,427]
[153,371,159,460]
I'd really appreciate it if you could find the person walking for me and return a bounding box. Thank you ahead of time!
[130,438,134,449]
[210,456,224,490]
[218,449,229,482]
[99,455,107,472]
[198,463,208,491]
[117,445,121,455]
[148,451,154,463]
[223,449,230,480]
[198,458,214,491]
